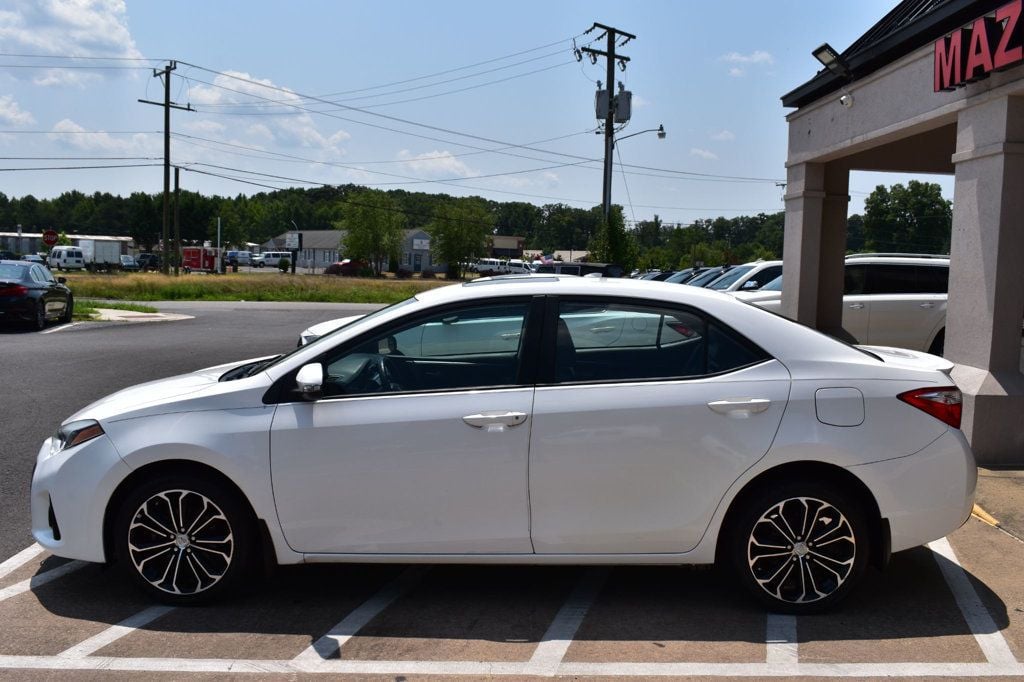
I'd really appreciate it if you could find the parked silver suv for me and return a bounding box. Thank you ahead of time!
[734,254,949,354]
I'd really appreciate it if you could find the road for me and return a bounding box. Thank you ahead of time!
[0,301,380,562]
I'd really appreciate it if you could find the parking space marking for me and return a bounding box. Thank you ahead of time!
[293,566,426,664]
[524,567,608,676]
[929,537,1019,665]
[56,605,174,659]
[40,322,79,334]
[0,544,44,581]
[0,559,85,604]
[765,613,798,668]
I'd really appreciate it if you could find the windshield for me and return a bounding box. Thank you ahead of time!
[708,265,753,290]
[686,268,725,287]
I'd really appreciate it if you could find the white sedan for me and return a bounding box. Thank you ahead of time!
[31,275,975,613]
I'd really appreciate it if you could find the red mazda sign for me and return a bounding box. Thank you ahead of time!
[935,0,1022,91]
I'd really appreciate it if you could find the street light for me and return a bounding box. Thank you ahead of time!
[812,43,851,79]
[601,124,666,221]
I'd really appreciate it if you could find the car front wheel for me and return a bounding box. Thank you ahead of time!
[729,480,869,613]
[114,475,256,604]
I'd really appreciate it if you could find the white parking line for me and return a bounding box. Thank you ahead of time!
[57,605,174,659]
[0,543,45,581]
[765,613,798,668]
[929,536,1019,665]
[0,655,1023,676]
[0,560,85,604]
[293,566,426,664]
[524,567,608,676]
[39,322,79,334]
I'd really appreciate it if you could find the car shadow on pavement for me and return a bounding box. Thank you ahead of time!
[24,549,1008,659]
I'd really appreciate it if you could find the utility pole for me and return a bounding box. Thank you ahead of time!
[173,166,181,276]
[139,61,193,275]
[581,23,635,223]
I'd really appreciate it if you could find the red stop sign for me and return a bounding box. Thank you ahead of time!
[42,229,59,247]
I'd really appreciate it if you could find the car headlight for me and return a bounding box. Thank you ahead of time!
[49,420,105,458]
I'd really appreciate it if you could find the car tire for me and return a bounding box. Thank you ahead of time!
[114,474,257,605]
[728,479,869,614]
[60,296,74,324]
[33,300,47,331]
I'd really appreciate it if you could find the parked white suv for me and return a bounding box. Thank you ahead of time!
[734,254,949,354]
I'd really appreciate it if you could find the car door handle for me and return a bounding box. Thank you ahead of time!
[848,303,865,310]
[707,398,771,418]
[462,411,528,431]
[919,302,934,309]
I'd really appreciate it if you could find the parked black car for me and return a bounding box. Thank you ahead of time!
[136,253,160,271]
[0,260,73,330]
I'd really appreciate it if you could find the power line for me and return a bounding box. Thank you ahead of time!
[0,163,161,171]
[0,130,159,135]
[0,64,155,70]
[197,48,576,109]
[0,156,161,160]
[179,67,784,184]
[0,52,166,62]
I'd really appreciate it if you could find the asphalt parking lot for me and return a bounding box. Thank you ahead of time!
[1,305,1022,679]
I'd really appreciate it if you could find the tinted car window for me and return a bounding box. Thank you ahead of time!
[745,265,782,289]
[0,263,29,280]
[844,264,868,295]
[321,301,529,397]
[708,265,753,290]
[555,301,767,383]
[915,265,949,293]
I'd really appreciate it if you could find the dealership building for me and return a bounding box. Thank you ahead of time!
[781,0,1024,464]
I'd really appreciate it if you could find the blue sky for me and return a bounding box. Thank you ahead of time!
[0,0,952,227]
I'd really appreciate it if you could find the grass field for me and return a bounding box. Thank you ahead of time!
[73,300,159,321]
[61,272,452,304]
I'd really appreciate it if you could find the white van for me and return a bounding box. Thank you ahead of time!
[257,251,291,268]
[48,246,85,270]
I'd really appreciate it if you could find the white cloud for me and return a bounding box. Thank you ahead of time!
[631,94,652,108]
[720,50,774,65]
[186,71,351,156]
[181,120,227,135]
[728,67,744,78]
[0,0,144,87]
[0,96,35,125]
[711,129,735,141]
[47,118,157,155]
[246,123,275,141]
[397,149,475,178]
[690,147,718,161]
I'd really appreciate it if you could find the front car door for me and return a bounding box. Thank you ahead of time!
[529,297,789,554]
[270,298,539,555]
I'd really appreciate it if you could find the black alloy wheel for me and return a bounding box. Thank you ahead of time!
[729,479,870,614]
[113,474,257,604]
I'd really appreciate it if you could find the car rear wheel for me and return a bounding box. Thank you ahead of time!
[729,479,869,613]
[114,475,256,604]
[60,296,74,324]
[33,300,47,331]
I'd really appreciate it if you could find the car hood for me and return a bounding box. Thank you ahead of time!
[856,345,955,375]
[65,355,276,425]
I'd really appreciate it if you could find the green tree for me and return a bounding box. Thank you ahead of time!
[863,181,951,254]
[588,206,638,271]
[341,190,405,275]
[427,198,492,279]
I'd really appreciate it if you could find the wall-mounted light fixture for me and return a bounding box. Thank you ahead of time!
[812,43,851,79]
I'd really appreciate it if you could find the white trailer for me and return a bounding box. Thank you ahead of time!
[77,239,121,269]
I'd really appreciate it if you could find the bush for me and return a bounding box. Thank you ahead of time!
[395,267,412,280]
[357,266,375,278]
[277,257,291,272]
[420,268,435,279]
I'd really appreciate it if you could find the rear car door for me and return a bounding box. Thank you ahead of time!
[864,264,947,351]
[529,297,790,554]
[841,264,871,342]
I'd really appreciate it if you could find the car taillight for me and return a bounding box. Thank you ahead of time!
[898,386,962,429]
[0,284,28,297]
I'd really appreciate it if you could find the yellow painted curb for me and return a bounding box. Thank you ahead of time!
[972,503,1001,528]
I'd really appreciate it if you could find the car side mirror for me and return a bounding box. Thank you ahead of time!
[295,363,324,401]
[57,277,67,284]
[741,280,758,289]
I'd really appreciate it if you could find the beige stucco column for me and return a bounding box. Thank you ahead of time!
[780,161,851,340]
[947,95,1024,465]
